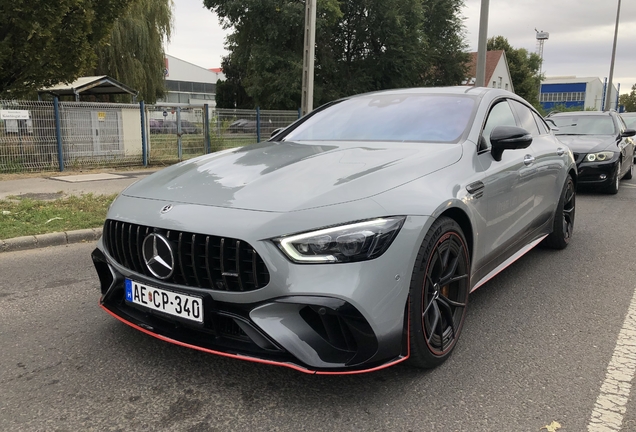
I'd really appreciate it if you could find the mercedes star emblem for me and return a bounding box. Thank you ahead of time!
[142,233,175,279]
[161,204,173,214]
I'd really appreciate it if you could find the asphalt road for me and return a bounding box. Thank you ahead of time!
[3,182,636,431]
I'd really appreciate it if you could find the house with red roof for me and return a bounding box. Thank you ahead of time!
[464,50,514,93]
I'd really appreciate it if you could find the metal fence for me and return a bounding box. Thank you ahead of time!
[0,100,58,172]
[0,100,300,173]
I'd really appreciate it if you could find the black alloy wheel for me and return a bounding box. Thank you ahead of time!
[408,217,470,368]
[543,176,575,249]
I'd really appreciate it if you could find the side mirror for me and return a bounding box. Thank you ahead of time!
[270,127,283,139]
[545,118,559,131]
[490,126,533,162]
[622,128,636,138]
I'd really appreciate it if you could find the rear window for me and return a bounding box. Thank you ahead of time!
[284,94,476,143]
[551,115,616,135]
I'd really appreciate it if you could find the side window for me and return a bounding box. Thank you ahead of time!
[481,100,517,150]
[509,100,541,136]
[532,111,550,135]
[616,115,627,134]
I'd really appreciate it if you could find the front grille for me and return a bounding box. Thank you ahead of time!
[103,219,270,292]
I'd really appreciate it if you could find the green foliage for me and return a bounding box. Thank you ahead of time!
[0,194,117,239]
[487,36,542,108]
[0,0,131,98]
[619,84,636,113]
[94,0,173,103]
[205,0,469,109]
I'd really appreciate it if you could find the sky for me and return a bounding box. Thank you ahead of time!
[166,0,636,94]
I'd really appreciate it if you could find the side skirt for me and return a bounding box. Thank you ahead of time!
[470,235,548,293]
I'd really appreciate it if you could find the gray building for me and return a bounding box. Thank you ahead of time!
[159,55,225,106]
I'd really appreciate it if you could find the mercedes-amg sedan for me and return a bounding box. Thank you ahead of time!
[92,87,577,374]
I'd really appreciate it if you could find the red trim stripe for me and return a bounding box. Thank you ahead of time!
[100,302,409,375]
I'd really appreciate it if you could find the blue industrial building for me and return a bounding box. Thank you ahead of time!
[540,77,618,112]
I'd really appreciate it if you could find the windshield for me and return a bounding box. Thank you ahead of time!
[551,115,616,135]
[284,94,476,143]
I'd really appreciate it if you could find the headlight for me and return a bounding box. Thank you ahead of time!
[585,151,615,162]
[273,217,405,264]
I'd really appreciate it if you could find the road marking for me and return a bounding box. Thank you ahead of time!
[588,287,636,431]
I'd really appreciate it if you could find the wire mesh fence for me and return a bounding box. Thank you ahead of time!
[147,105,207,164]
[0,100,58,172]
[0,100,300,173]
[59,102,143,169]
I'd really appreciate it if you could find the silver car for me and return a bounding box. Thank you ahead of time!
[92,87,577,374]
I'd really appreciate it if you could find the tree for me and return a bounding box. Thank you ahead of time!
[420,0,470,87]
[94,0,173,103]
[0,0,130,98]
[487,36,542,108]
[619,84,636,112]
[204,0,469,109]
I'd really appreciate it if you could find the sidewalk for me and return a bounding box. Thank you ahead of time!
[0,168,160,252]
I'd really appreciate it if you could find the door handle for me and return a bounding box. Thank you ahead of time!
[523,155,535,166]
[556,147,565,156]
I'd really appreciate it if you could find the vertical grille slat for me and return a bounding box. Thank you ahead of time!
[235,240,244,292]
[103,219,268,292]
[220,238,229,291]
[191,234,202,287]
[251,249,259,289]
[178,232,190,286]
[204,236,214,288]
[114,222,124,264]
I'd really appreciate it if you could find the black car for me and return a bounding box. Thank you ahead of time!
[621,112,636,132]
[548,111,636,194]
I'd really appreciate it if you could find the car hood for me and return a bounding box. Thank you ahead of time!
[123,140,462,212]
[555,135,617,154]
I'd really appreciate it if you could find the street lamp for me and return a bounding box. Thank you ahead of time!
[475,0,490,88]
[300,0,317,116]
[604,0,621,111]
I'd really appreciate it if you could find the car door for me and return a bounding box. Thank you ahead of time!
[475,99,538,277]
[509,99,566,229]
[617,115,635,167]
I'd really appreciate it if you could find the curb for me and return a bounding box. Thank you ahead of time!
[0,228,102,253]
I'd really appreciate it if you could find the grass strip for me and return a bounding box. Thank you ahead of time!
[0,194,117,240]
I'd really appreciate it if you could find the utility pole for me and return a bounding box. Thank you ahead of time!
[475,0,490,87]
[300,0,317,116]
[605,0,621,111]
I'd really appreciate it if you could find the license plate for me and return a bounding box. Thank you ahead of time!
[125,279,203,323]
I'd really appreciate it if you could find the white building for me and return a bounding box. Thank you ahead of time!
[539,76,618,111]
[465,51,515,93]
[160,55,225,106]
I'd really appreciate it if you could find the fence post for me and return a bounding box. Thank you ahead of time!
[140,101,148,167]
[204,104,210,153]
[177,107,182,161]
[256,106,261,143]
[53,97,64,172]
[298,107,302,119]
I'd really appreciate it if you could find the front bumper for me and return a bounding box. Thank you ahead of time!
[92,199,430,373]
[575,159,618,187]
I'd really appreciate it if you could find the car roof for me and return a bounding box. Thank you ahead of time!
[621,112,636,117]
[550,111,613,117]
[345,86,514,99]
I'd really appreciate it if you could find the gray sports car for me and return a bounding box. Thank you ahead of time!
[92,87,577,374]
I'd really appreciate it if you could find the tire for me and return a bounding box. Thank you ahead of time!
[624,159,633,180]
[408,217,470,369]
[543,176,575,250]
[604,160,620,194]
